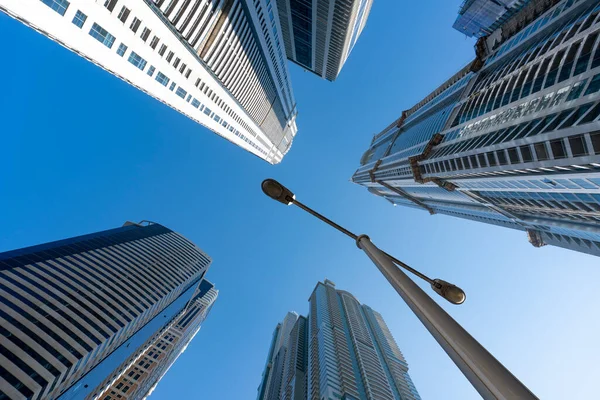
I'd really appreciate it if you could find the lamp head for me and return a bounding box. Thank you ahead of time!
[431,279,466,305]
[261,179,295,205]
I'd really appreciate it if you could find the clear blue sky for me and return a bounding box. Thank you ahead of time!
[1,1,600,399]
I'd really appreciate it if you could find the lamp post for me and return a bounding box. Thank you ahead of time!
[261,178,537,400]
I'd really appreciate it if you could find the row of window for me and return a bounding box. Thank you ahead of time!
[458,175,600,191]
[424,130,600,177]
[481,2,600,93]
[488,0,593,63]
[435,98,600,161]
[543,231,600,251]
[455,8,600,126]
[41,0,269,157]
[479,190,600,222]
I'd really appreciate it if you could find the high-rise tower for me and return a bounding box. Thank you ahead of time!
[0,221,213,400]
[275,0,372,81]
[353,0,600,257]
[0,0,297,163]
[91,279,218,400]
[257,280,421,400]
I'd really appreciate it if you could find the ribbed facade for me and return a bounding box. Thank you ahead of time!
[0,221,212,400]
[275,0,372,81]
[257,280,420,400]
[90,279,217,400]
[353,0,600,257]
[0,0,297,163]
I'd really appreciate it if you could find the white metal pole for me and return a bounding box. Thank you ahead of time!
[356,235,537,400]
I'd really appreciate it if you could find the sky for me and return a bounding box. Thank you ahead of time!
[1,0,600,399]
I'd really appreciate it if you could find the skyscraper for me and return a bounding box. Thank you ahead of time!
[0,221,213,400]
[90,279,218,400]
[353,0,600,257]
[0,0,297,164]
[257,280,421,400]
[275,0,372,81]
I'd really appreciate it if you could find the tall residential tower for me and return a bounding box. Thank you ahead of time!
[0,221,214,400]
[0,0,297,163]
[353,0,600,257]
[275,0,372,80]
[257,280,421,400]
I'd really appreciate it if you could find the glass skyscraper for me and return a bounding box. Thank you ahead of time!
[257,280,421,400]
[90,279,218,400]
[353,0,600,257]
[0,0,297,163]
[275,0,372,81]
[0,221,214,400]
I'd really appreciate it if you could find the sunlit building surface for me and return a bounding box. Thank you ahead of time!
[0,0,298,163]
[354,0,600,257]
[0,221,213,400]
[257,280,421,400]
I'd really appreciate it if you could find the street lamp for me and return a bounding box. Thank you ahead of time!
[261,178,538,400]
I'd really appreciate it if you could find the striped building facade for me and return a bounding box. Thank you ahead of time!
[0,221,212,400]
[257,280,421,400]
[0,0,297,163]
[353,0,600,257]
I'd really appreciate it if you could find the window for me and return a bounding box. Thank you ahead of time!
[159,44,167,56]
[195,78,200,87]
[192,99,201,108]
[591,131,600,154]
[156,72,170,86]
[497,150,507,165]
[179,63,186,74]
[584,73,600,96]
[574,32,598,75]
[185,69,191,79]
[130,17,141,33]
[147,66,155,77]
[89,23,116,49]
[72,10,87,28]
[186,94,191,102]
[545,49,566,89]
[169,82,176,91]
[104,0,118,12]
[176,87,187,99]
[150,36,160,49]
[569,135,588,156]
[508,148,520,163]
[166,51,174,62]
[40,0,70,16]
[116,43,127,57]
[140,28,151,42]
[117,6,130,23]
[520,145,533,162]
[566,79,588,101]
[173,58,180,68]
[128,52,147,70]
[550,139,566,158]
[534,142,549,160]
[557,42,580,83]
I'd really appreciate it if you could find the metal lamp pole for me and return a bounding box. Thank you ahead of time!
[261,178,537,400]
